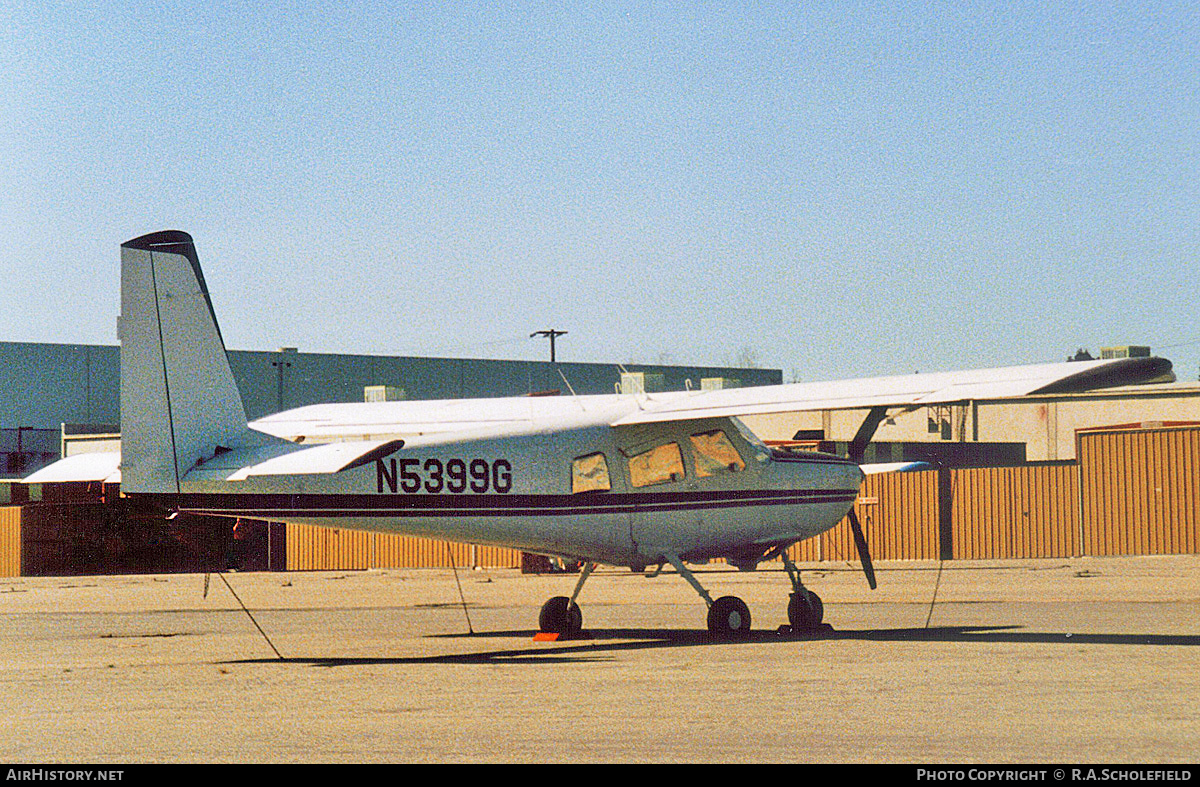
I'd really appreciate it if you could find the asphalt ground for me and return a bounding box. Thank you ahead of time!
[1,554,1198,764]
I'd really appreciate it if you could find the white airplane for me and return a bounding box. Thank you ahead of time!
[27,230,1174,638]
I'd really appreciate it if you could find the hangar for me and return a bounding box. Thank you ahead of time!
[0,339,779,483]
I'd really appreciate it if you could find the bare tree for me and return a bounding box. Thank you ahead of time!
[734,346,761,369]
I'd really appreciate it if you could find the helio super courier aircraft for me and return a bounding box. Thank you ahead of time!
[27,231,1174,638]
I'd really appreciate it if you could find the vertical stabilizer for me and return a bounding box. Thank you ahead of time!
[119,231,250,493]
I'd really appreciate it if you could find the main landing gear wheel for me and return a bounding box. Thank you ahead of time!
[787,590,824,633]
[539,595,583,636]
[707,596,752,639]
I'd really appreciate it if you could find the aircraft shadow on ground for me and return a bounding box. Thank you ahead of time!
[225,624,1200,668]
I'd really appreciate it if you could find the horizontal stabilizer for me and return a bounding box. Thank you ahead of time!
[23,452,122,484]
[224,439,405,481]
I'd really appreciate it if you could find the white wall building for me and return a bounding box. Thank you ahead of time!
[742,381,1200,462]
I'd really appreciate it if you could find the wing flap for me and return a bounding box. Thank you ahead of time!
[225,439,404,481]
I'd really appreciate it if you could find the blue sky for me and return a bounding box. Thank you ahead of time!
[3,1,1198,382]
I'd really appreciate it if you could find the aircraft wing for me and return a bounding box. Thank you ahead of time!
[249,396,583,442]
[25,358,1170,484]
[611,356,1173,426]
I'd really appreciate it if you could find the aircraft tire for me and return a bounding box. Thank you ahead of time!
[707,596,752,639]
[539,596,583,636]
[787,591,823,632]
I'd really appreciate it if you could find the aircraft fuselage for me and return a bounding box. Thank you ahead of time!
[164,415,863,568]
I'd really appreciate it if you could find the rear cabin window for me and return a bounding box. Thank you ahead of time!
[628,443,685,488]
[689,430,746,477]
[571,453,611,493]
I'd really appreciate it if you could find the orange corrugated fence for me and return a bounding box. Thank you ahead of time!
[821,470,941,563]
[285,524,522,571]
[1078,426,1199,557]
[0,506,20,577]
[950,464,1080,559]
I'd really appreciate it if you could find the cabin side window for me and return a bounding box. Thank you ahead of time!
[571,452,612,493]
[628,442,685,488]
[689,430,746,477]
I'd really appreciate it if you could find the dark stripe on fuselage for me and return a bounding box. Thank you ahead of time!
[160,488,860,519]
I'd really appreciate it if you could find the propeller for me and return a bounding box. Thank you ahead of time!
[846,507,877,590]
[846,405,887,590]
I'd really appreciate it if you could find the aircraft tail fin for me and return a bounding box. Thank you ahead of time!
[119,231,253,493]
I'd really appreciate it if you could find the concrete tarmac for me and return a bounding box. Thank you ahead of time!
[1,554,1198,763]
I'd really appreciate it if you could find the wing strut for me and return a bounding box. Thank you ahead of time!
[848,405,890,464]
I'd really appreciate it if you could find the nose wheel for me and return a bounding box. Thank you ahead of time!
[787,590,824,632]
[782,551,826,633]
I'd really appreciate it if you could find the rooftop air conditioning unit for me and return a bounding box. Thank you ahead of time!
[619,372,665,395]
[364,385,406,402]
[1100,346,1151,359]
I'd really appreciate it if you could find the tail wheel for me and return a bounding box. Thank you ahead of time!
[788,590,824,632]
[707,596,752,639]
[539,596,583,635]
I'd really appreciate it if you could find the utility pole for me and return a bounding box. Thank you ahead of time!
[272,348,296,413]
[530,329,567,363]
